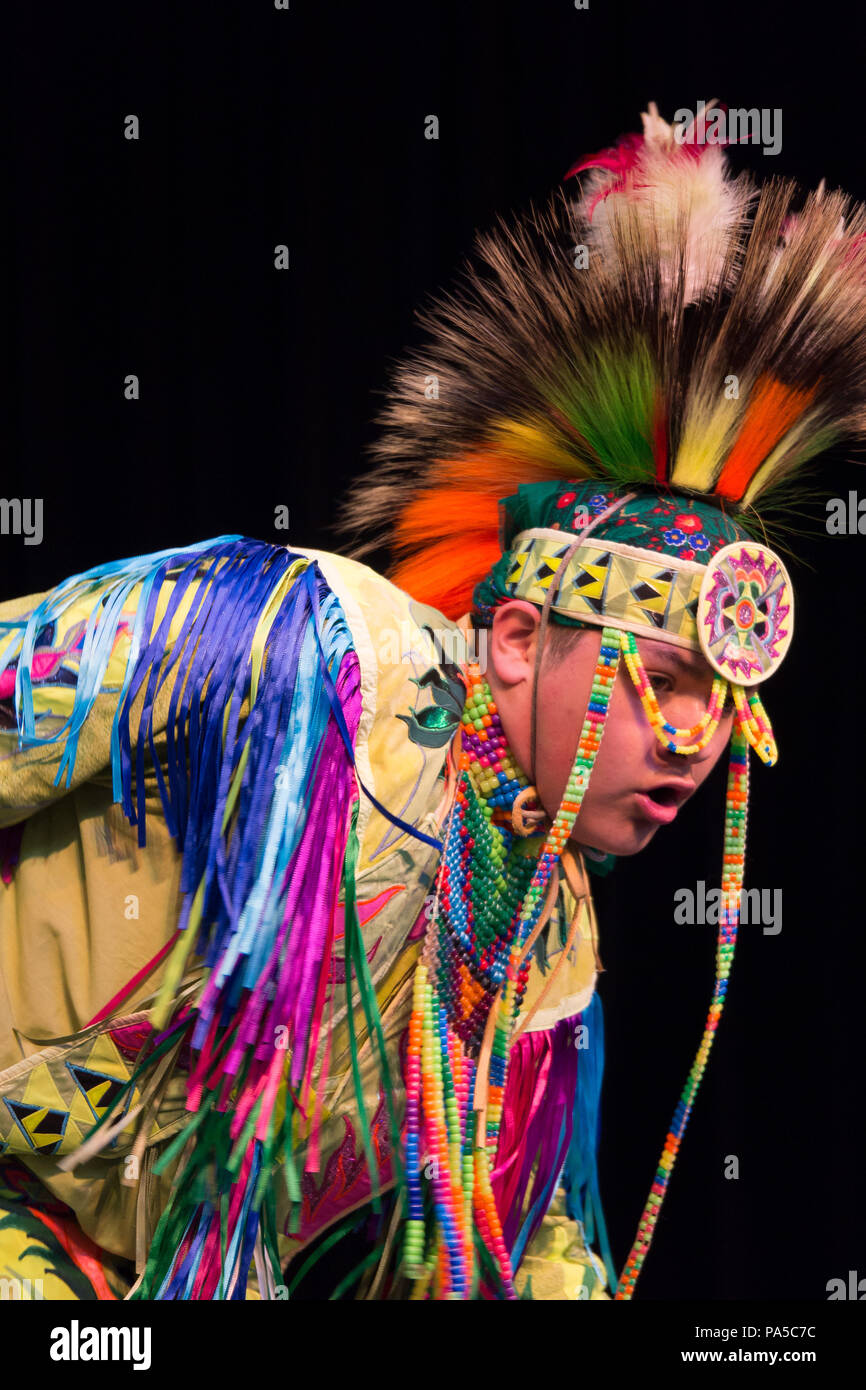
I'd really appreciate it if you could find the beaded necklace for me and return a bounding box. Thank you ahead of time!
[404,629,622,1299]
[403,624,777,1300]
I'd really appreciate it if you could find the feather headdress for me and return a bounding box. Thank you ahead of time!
[338,103,866,619]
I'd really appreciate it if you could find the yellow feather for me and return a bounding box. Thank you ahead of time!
[672,392,744,492]
[488,419,581,472]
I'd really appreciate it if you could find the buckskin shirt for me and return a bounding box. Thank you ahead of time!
[0,544,609,1299]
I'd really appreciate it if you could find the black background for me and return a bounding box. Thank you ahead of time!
[5,0,865,1301]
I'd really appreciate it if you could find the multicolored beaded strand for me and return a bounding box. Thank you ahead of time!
[614,723,750,1298]
[620,629,729,753]
[731,683,778,765]
[403,628,624,1299]
[405,622,773,1300]
[620,629,778,767]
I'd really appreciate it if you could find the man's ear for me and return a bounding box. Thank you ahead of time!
[488,601,540,690]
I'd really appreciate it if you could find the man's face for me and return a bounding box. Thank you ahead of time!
[485,601,737,856]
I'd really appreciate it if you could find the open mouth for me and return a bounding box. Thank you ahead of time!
[633,788,683,825]
[644,786,680,807]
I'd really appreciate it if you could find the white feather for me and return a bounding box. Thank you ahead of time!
[575,101,756,304]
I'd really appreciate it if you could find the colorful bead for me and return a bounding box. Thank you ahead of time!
[404,629,623,1298]
[613,725,751,1299]
[405,620,772,1301]
[620,629,778,765]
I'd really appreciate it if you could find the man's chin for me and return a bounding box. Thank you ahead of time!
[571,820,659,857]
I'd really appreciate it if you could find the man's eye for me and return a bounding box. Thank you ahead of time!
[649,674,673,694]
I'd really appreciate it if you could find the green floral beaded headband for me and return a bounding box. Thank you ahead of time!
[504,528,793,684]
[476,483,789,770]
[477,481,795,694]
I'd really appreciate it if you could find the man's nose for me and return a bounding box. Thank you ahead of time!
[650,695,726,764]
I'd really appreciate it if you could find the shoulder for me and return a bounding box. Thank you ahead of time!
[290,545,468,873]
[289,544,471,757]
[288,545,456,651]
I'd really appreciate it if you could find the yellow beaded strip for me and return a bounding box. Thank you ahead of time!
[614,725,750,1298]
[620,630,778,766]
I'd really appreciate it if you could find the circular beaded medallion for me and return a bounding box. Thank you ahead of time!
[696,541,794,685]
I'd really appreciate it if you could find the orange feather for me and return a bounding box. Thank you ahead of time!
[387,444,577,617]
[716,377,817,502]
[389,478,502,618]
[389,533,502,619]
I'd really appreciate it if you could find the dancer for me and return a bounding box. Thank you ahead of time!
[1,103,863,1299]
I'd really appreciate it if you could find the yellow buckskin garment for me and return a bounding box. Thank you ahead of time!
[0,542,610,1299]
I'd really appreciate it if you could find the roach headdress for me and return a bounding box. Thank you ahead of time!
[340,101,866,622]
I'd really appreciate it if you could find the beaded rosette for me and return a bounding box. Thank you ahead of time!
[697,541,794,686]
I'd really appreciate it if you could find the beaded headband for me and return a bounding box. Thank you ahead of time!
[506,527,794,686]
